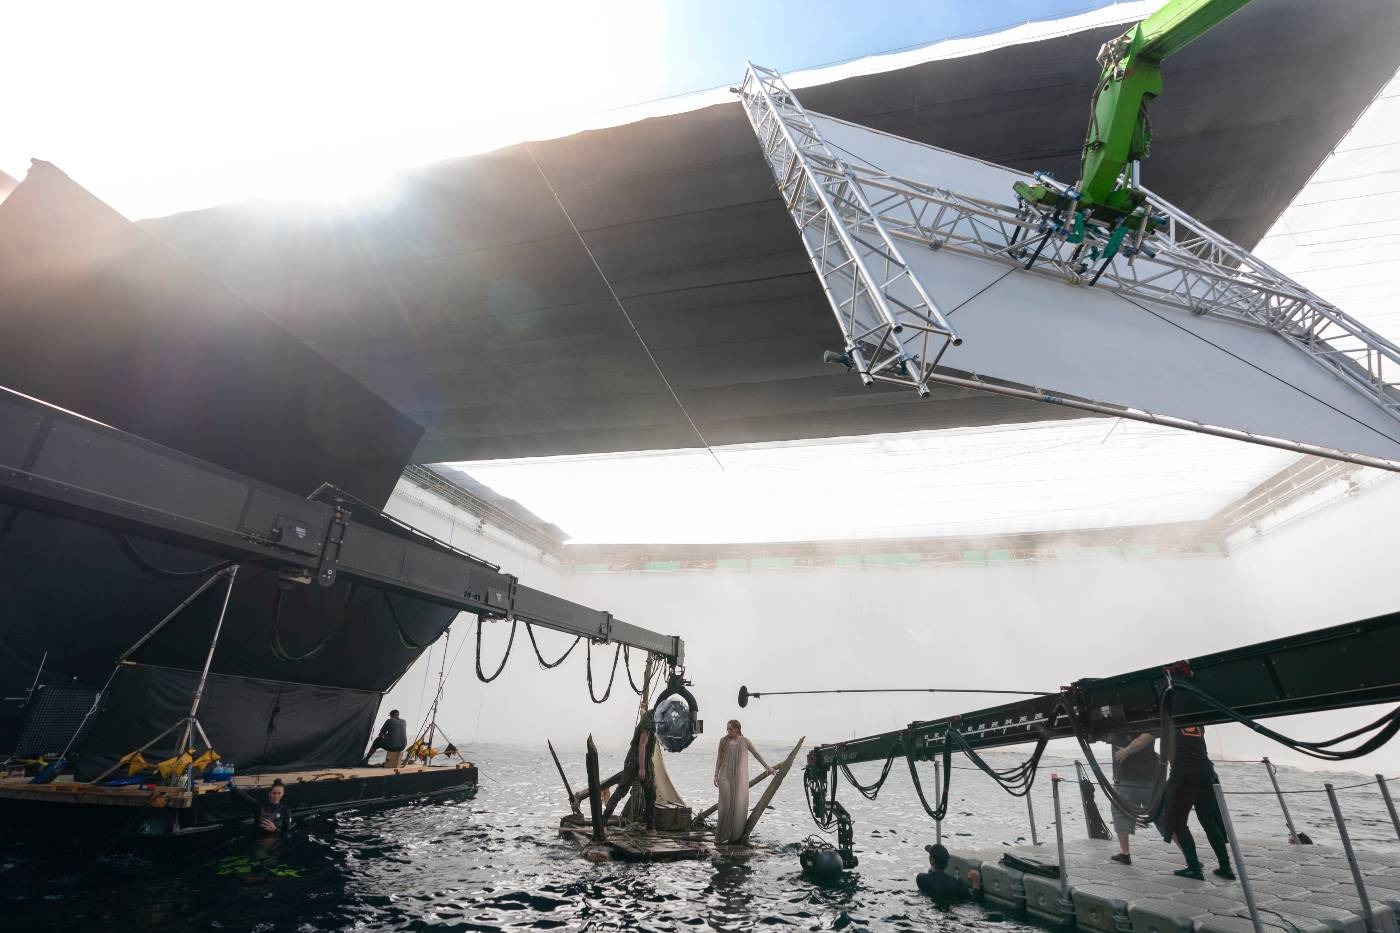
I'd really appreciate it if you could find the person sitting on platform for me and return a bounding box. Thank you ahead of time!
[363,709,408,766]
[916,843,975,906]
[1108,730,1160,865]
[1162,724,1234,880]
[226,776,292,835]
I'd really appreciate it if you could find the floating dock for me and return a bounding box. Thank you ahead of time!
[948,837,1400,933]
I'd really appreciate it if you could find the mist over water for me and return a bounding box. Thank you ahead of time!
[5,744,1398,930]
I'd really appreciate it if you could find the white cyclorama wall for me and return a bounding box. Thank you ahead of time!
[564,551,1253,757]
[1222,473,1400,773]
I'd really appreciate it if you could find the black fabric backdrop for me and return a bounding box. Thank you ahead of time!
[0,507,459,766]
[72,664,383,781]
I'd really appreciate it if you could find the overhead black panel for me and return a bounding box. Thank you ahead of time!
[0,160,422,507]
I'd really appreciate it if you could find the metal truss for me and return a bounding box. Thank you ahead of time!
[737,63,1400,442]
[738,63,961,396]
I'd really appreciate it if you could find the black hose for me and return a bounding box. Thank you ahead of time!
[475,618,518,683]
[586,641,622,703]
[524,623,581,669]
[113,531,232,580]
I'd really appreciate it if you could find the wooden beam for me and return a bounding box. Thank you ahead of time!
[548,739,580,815]
[585,735,605,842]
[741,737,805,842]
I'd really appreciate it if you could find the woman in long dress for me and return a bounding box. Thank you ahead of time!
[714,719,774,844]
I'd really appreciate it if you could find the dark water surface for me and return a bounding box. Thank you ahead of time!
[4,743,1398,931]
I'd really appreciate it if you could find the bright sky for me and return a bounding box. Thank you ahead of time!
[2,0,1129,218]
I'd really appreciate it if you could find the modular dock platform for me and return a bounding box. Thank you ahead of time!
[948,837,1400,933]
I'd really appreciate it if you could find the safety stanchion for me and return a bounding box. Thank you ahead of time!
[1377,774,1400,843]
[1052,775,1071,909]
[1213,783,1264,933]
[1326,782,1379,933]
[1262,757,1301,844]
[1028,789,1040,846]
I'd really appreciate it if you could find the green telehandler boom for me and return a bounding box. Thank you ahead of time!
[1013,0,1252,234]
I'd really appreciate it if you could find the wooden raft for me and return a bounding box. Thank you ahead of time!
[558,814,716,862]
[0,761,474,810]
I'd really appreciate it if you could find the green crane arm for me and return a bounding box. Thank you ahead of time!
[1016,0,1252,221]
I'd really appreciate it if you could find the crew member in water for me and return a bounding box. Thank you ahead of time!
[227,777,293,834]
[1108,731,1160,865]
[1162,724,1234,880]
[714,719,774,845]
[598,714,658,833]
[916,843,983,906]
[363,709,409,766]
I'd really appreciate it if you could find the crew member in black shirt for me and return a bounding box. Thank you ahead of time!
[1162,724,1234,880]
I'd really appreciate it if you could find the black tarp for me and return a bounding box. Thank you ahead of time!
[0,506,458,766]
[73,664,383,781]
[0,163,446,769]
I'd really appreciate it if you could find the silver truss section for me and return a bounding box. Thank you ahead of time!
[737,63,961,397]
[737,64,1400,428]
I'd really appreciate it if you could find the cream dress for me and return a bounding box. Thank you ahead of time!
[714,735,772,844]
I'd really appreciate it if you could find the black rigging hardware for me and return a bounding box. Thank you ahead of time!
[800,612,1400,869]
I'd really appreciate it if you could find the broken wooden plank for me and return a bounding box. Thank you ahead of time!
[741,736,804,842]
[548,739,580,815]
[585,735,604,842]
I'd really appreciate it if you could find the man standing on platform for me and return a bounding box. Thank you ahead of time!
[1108,731,1159,865]
[1163,724,1235,880]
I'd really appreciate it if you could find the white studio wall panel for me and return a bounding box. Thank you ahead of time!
[798,112,1400,465]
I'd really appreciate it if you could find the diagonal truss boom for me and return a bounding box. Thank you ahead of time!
[738,63,962,397]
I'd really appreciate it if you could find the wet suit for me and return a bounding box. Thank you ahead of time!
[228,781,292,835]
[364,714,408,763]
[1162,725,1231,877]
[916,868,967,906]
[599,718,656,830]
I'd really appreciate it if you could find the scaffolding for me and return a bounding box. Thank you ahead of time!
[736,64,1400,469]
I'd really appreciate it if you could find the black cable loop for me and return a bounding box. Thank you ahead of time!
[838,748,899,800]
[383,591,440,650]
[476,617,518,683]
[270,582,358,663]
[113,531,232,580]
[524,623,581,669]
[1170,679,1400,761]
[622,646,645,696]
[1066,678,1177,824]
[586,640,622,703]
[906,740,955,822]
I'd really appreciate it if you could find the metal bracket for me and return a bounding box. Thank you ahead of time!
[315,506,349,587]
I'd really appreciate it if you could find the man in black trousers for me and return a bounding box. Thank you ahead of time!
[1162,724,1234,880]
